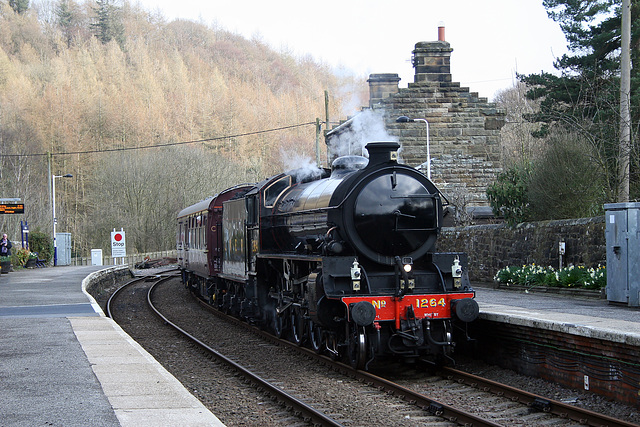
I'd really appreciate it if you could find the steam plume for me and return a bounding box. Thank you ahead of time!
[328,110,398,160]
[280,150,324,182]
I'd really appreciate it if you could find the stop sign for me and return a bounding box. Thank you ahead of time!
[111,230,126,257]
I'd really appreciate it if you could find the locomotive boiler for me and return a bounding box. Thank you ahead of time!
[177,141,478,369]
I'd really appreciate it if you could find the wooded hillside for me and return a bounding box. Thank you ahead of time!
[0,0,364,257]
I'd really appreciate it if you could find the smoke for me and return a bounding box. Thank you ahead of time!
[328,109,399,160]
[280,150,324,182]
[333,77,368,119]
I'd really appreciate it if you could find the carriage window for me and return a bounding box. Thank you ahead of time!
[263,176,291,208]
[196,215,201,248]
[202,214,207,247]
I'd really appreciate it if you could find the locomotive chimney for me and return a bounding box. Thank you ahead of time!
[365,142,400,167]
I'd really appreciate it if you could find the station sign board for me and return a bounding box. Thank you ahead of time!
[0,199,24,214]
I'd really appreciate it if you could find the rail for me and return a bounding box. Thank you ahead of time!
[196,293,637,427]
[196,297,502,426]
[439,367,639,427]
[147,279,343,427]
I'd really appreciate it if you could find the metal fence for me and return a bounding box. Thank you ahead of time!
[71,250,178,267]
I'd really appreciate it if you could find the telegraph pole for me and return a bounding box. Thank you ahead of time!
[619,0,631,202]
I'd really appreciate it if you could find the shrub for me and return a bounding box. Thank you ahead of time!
[14,248,30,266]
[495,264,553,287]
[29,230,53,264]
[486,164,531,226]
[527,130,605,220]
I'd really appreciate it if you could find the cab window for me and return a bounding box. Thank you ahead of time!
[263,176,291,208]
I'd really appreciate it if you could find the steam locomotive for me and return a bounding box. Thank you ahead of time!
[177,141,478,369]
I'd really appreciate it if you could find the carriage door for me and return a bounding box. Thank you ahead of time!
[177,220,186,265]
[210,207,223,273]
[246,196,259,274]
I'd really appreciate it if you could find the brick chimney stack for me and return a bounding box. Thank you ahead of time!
[412,26,452,83]
[367,73,401,108]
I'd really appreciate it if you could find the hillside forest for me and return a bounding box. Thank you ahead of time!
[0,0,365,258]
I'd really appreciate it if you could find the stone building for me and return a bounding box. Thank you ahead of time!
[326,28,505,217]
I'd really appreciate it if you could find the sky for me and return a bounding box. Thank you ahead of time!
[132,0,569,101]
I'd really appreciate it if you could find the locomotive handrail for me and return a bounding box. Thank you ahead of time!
[262,205,336,217]
[431,262,448,293]
[256,253,323,261]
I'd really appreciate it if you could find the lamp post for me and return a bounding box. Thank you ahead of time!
[52,173,73,266]
[396,116,430,179]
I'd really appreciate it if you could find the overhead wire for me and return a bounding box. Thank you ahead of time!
[0,121,318,159]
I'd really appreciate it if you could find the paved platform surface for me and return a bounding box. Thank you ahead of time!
[0,266,223,427]
[473,283,640,346]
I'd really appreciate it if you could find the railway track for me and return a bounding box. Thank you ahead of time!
[436,368,637,427]
[147,280,343,427]
[108,274,638,427]
[107,273,311,426]
[205,296,638,427]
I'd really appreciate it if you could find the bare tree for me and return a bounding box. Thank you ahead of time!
[494,82,543,168]
[84,146,249,254]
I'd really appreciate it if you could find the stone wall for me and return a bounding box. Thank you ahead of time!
[438,217,606,283]
[84,266,133,308]
[383,82,504,207]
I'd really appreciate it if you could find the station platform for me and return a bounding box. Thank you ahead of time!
[472,283,640,346]
[470,283,640,407]
[0,265,223,427]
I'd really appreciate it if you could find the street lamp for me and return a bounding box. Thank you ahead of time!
[52,173,73,266]
[396,116,431,179]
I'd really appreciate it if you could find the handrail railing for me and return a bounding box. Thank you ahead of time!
[71,250,178,267]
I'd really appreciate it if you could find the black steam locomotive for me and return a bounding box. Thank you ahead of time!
[177,142,478,369]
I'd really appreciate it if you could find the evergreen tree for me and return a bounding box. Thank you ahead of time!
[9,0,29,14]
[55,0,78,47]
[520,0,640,200]
[90,0,124,46]
[487,164,531,226]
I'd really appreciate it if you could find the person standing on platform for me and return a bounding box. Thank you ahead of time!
[1,234,12,257]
